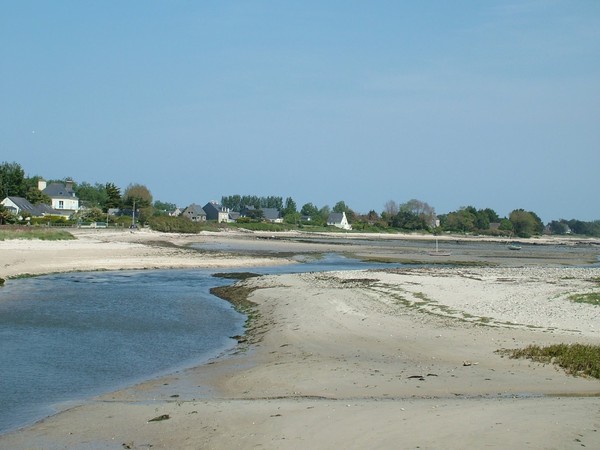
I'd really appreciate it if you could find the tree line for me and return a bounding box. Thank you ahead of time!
[1,161,599,237]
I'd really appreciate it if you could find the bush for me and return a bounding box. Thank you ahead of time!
[147,216,221,233]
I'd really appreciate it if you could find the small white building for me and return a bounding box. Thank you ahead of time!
[327,211,352,230]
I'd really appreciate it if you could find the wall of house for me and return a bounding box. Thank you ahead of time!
[51,198,79,211]
[1,198,18,212]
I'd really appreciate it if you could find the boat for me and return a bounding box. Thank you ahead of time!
[508,243,522,251]
[429,239,452,256]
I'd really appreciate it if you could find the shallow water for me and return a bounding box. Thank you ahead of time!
[0,254,396,435]
[0,269,245,434]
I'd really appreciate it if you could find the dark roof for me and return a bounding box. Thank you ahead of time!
[327,212,344,223]
[203,201,227,213]
[43,182,78,199]
[261,208,281,221]
[4,197,63,217]
[182,204,206,216]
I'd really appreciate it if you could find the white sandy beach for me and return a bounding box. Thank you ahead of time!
[1,229,600,449]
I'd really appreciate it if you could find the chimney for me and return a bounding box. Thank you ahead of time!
[38,179,47,191]
[65,179,73,192]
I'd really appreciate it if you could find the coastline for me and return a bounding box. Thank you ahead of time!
[1,229,600,449]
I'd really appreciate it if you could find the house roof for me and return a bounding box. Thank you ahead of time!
[327,212,345,223]
[261,208,281,221]
[43,182,78,199]
[203,201,227,213]
[182,204,206,216]
[3,196,64,217]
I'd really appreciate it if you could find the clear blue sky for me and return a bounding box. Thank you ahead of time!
[1,1,598,222]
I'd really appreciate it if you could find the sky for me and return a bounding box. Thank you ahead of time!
[1,1,599,222]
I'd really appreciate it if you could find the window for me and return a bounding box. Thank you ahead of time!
[59,201,64,209]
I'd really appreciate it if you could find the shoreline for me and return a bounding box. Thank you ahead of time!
[1,229,600,448]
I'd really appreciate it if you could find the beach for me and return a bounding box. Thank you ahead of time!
[1,228,600,449]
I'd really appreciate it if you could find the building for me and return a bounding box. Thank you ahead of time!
[327,211,352,230]
[1,196,66,219]
[38,179,80,213]
[203,201,230,222]
[241,206,283,223]
[181,204,207,222]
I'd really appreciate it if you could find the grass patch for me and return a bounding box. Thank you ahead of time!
[499,344,600,379]
[569,292,600,306]
[0,227,75,241]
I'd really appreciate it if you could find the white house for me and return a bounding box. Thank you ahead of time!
[327,211,352,230]
[38,180,80,213]
[1,196,67,219]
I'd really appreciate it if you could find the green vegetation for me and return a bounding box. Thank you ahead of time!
[0,227,75,241]
[500,344,600,379]
[3,161,600,236]
[569,293,600,306]
[147,216,221,233]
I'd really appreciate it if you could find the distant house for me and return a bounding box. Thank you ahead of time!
[327,211,352,230]
[1,196,66,219]
[262,208,283,223]
[181,204,207,222]
[38,179,80,213]
[169,207,182,217]
[203,201,230,222]
[228,211,241,222]
[240,206,283,223]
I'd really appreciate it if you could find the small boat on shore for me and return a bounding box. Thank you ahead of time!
[508,243,522,251]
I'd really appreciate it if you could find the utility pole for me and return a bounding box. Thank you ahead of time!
[132,199,136,227]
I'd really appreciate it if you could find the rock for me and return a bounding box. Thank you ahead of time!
[148,414,170,422]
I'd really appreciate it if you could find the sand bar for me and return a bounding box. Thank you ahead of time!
[1,229,600,449]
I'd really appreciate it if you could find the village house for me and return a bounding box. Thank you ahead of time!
[240,206,283,223]
[38,179,80,213]
[1,196,66,219]
[327,211,352,230]
[180,204,206,222]
[203,201,230,222]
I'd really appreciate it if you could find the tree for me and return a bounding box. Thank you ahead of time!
[282,197,297,217]
[444,208,477,233]
[332,201,348,214]
[332,200,356,223]
[154,200,177,212]
[104,183,121,210]
[301,203,319,217]
[479,208,500,224]
[367,210,379,222]
[398,199,436,230]
[0,203,16,224]
[122,184,153,224]
[0,162,27,197]
[122,184,152,208]
[25,185,51,205]
[548,220,569,235]
[391,210,428,230]
[509,209,543,237]
[76,182,108,209]
[384,200,399,217]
